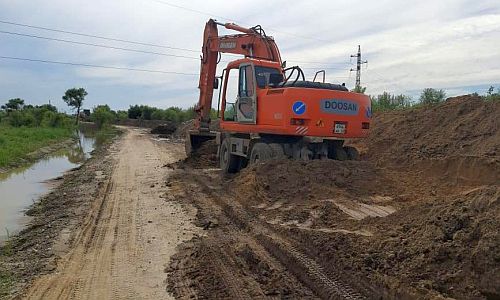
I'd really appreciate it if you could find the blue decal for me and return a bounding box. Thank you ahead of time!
[292,101,306,115]
[320,99,359,115]
[366,106,372,118]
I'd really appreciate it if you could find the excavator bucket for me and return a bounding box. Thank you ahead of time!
[185,129,217,155]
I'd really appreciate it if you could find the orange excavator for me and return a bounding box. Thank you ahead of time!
[187,19,371,173]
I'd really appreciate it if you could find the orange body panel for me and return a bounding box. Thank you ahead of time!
[220,59,371,139]
[221,88,371,138]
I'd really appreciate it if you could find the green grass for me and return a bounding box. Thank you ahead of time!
[0,126,74,168]
[0,266,13,300]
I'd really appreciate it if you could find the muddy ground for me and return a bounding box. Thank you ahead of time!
[1,96,498,300]
[165,95,499,300]
[0,128,202,300]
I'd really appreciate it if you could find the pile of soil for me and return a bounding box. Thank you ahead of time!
[223,95,500,299]
[150,122,177,135]
[359,95,500,164]
[172,139,218,169]
[232,159,398,205]
[305,186,500,299]
[171,118,220,168]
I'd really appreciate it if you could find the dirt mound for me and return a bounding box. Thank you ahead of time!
[232,159,398,206]
[172,139,218,169]
[223,96,500,298]
[305,186,500,299]
[150,122,177,135]
[360,95,499,164]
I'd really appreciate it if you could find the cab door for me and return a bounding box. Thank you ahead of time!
[236,64,257,124]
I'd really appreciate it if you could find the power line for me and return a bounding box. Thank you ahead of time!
[282,59,352,65]
[0,20,200,52]
[0,30,201,60]
[147,0,333,43]
[0,19,350,67]
[0,55,198,75]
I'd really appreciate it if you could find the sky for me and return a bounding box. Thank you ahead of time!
[0,0,499,112]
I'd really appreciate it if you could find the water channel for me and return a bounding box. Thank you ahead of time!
[0,129,98,242]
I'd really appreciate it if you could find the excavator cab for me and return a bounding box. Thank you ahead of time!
[220,59,284,124]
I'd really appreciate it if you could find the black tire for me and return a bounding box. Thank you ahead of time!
[219,138,240,173]
[327,141,347,160]
[249,143,273,164]
[334,147,348,161]
[268,143,286,159]
[344,146,360,160]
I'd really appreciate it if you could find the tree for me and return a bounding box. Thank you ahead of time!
[91,105,115,129]
[62,88,87,124]
[353,85,367,94]
[1,98,25,111]
[128,105,142,119]
[370,92,412,112]
[419,88,446,105]
[116,110,128,121]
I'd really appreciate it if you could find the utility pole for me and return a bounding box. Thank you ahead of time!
[350,45,368,89]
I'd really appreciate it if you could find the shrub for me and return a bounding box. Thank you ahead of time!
[91,105,116,129]
[371,92,412,112]
[419,88,446,105]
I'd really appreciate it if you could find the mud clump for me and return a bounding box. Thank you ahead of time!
[171,118,220,168]
[175,139,218,169]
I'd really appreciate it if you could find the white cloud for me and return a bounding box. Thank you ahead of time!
[0,0,499,109]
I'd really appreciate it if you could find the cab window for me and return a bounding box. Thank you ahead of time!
[239,65,254,97]
[255,66,281,88]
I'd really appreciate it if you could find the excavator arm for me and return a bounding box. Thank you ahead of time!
[195,19,282,131]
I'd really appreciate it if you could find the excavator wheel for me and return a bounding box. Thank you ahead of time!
[344,146,360,160]
[268,143,286,159]
[249,143,273,164]
[219,138,241,173]
[332,146,348,161]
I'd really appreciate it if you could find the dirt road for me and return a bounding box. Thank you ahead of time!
[24,128,200,300]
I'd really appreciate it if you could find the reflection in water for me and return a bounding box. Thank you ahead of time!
[0,130,96,242]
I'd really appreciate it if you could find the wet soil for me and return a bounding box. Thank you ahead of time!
[165,95,500,300]
[1,128,201,300]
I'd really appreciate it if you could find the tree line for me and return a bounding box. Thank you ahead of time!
[3,85,497,129]
[0,98,72,128]
[368,86,499,112]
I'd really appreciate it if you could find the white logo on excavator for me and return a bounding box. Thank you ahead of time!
[220,41,236,49]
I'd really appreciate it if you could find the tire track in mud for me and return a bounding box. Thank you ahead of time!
[168,169,368,300]
[23,128,201,300]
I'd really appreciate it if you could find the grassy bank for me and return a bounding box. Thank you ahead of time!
[0,126,74,168]
[0,268,12,300]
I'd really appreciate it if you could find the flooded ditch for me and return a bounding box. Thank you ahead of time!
[0,128,100,242]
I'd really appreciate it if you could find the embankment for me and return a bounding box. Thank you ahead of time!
[0,127,75,171]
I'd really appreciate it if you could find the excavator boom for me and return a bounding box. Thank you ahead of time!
[195,19,281,131]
